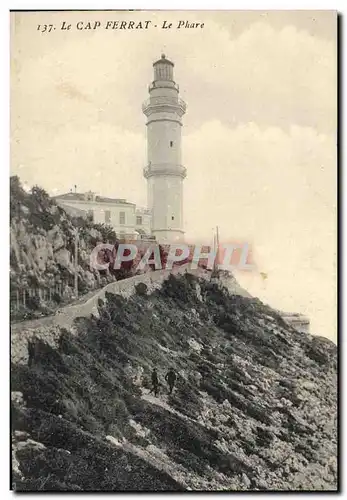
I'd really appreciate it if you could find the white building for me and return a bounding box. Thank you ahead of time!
[54,191,152,240]
[143,54,187,242]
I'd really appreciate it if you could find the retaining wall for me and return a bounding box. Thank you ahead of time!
[11,265,219,365]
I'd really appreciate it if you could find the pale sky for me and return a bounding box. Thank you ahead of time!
[10,11,337,341]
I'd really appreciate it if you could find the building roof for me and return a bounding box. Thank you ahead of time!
[58,204,87,217]
[97,196,134,205]
[54,192,86,201]
[54,192,135,206]
[153,53,174,67]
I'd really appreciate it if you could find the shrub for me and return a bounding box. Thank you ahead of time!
[135,283,148,296]
[26,294,41,311]
[52,292,62,304]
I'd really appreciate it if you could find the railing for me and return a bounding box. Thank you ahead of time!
[10,282,72,312]
[178,97,186,110]
[143,163,187,179]
[9,277,109,315]
[149,81,179,92]
[142,97,186,114]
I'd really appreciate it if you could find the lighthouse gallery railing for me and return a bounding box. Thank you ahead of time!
[142,97,186,113]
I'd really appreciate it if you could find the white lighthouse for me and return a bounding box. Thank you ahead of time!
[143,54,187,242]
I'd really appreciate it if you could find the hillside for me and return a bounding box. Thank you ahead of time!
[11,272,338,491]
[10,177,131,321]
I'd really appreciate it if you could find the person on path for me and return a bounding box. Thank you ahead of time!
[165,368,177,395]
[149,368,159,397]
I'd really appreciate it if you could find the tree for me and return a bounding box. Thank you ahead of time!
[31,185,53,212]
[10,176,28,220]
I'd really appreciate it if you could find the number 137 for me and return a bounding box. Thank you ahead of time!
[37,25,54,33]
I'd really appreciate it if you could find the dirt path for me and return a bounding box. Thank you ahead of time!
[141,390,199,425]
[11,286,104,328]
[11,266,213,334]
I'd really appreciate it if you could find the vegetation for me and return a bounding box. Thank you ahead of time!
[12,274,337,491]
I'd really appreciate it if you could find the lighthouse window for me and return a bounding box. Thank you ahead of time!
[170,141,173,147]
[172,216,175,221]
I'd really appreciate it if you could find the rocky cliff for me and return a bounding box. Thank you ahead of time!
[11,271,338,491]
[10,177,120,321]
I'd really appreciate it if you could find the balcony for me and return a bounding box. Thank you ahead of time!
[142,97,186,115]
[143,163,187,179]
[149,81,179,92]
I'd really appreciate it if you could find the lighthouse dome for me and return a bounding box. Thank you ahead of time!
[153,54,174,67]
[153,54,174,81]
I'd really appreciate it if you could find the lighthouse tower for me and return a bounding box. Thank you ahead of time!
[143,54,187,242]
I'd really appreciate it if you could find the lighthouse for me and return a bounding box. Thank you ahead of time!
[143,54,187,242]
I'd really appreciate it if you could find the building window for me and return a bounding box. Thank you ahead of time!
[171,216,175,221]
[136,216,143,226]
[170,141,173,147]
[105,210,111,223]
[119,211,125,225]
[87,209,94,222]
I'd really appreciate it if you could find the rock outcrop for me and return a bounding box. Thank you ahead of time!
[11,272,337,492]
[10,177,119,321]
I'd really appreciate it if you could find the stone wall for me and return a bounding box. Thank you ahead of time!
[11,265,219,365]
[282,314,310,333]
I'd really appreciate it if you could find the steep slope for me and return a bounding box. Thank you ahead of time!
[10,177,122,321]
[11,272,337,491]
